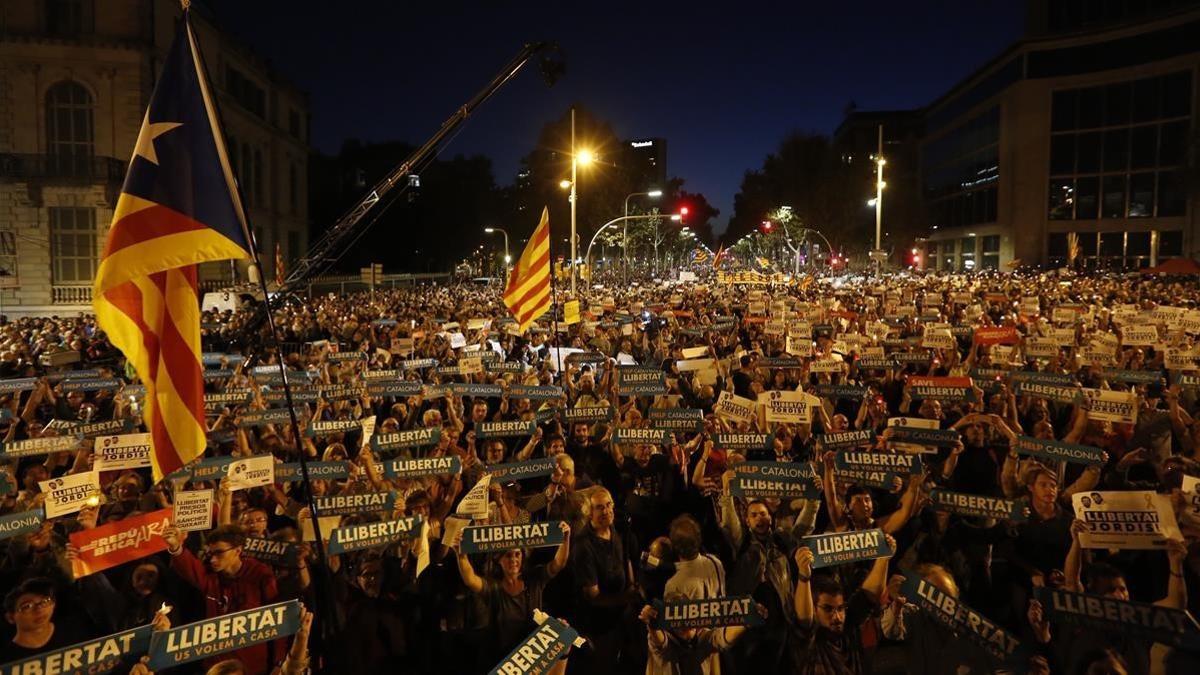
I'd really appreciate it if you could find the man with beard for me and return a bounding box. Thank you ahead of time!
[790,534,895,674]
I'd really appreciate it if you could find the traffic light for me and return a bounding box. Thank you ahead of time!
[678,206,689,222]
[760,220,773,233]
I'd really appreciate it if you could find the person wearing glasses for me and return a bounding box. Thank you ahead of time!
[162,524,283,675]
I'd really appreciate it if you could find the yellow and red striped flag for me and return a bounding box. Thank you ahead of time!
[275,241,285,287]
[93,10,252,482]
[502,207,552,331]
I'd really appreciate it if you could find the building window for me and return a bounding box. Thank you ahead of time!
[289,110,302,139]
[1047,70,1191,221]
[224,65,266,119]
[1159,230,1184,258]
[1127,231,1151,268]
[289,161,298,212]
[253,148,264,205]
[45,81,93,176]
[45,0,92,37]
[960,237,977,270]
[923,107,1000,230]
[241,142,253,207]
[981,235,1000,270]
[49,207,96,283]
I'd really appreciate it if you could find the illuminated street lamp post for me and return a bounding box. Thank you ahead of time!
[622,189,662,283]
[568,108,594,295]
[484,227,509,282]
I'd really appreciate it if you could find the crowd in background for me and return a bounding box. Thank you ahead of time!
[2,269,1200,674]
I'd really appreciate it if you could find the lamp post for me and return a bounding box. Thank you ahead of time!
[622,189,662,283]
[873,124,886,268]
[568,108,594,296]
[585,213,682,272]
[484,227,509,282]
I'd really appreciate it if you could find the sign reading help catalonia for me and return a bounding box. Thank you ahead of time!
[148,600,302,670]
[731,461,821,499]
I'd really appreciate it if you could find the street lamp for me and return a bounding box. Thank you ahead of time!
[484,227,510,282]
[622,189,662,283]
[568,107,595,296]
[872,124,886,266]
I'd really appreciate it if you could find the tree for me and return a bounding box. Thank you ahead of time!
[722,132,863,253]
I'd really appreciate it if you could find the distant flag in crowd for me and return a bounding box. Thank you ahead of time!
[275,241,284,287]
[756,256,772,270]
[92,9,252,482]
[502,207,552,331]
[692,249,709,265]
[712,244,725,270]
[1067,232,1081,267]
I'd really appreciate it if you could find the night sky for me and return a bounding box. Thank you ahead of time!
[207,1,1024,234]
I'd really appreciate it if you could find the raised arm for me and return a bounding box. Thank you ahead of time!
[821,451,847,531]
[793,546,814,626]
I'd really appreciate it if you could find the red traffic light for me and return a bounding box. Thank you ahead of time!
[678,206,689,222]
[760,220,773,233]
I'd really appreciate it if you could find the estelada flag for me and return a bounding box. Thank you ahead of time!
[93,10,252,482]
[502,207,552,331]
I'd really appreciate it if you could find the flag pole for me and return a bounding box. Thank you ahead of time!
[181,6,340,636]
[548,246,565,381]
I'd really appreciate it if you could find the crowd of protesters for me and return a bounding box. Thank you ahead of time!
[2,268,1200,674]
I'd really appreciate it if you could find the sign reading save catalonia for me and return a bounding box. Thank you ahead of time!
[148,601,302,670]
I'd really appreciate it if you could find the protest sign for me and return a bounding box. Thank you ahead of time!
[804,528,892,568]
[224,455,275,491]
[901,571,1023,663]
[372,427,441,452]
[313,491,397,517]
[457,475,491,520]
[488,457,557,482]
[0,434,82,458]
[812,384,868,400]
[148,600,302,670]
[907,376,973,402]
[1010,371,1078,403]
[1121,325,1158,346]
[1034,587,1200,651]
[305,419,361,437]
[275,461,352,483]
[613,427,669,446]
[506,385,563,400]
[476,420,537,439]
[461,521,566,554]
[1081,388,1138,424]
[326,516,424,555]
[1012,436,1106,466]
[817,429,877,451]
[835,450,922,475]
[383,455,463,479]
[886,426,961,449]
[731,461,820,499]
[1072,490,1181,549]
[3,624,153,675]
[173,490,213,533]
[714,391,757,425]
[69,508,172,577]
[93,433,152,471]
[561,406,614,424]
[651,596,764,630]
[487,615,579,675]
[616,367,667,396]
[929,489,1028,521]
[647,408,704,432]
[887,416,939,429]
[974,327,1020,345]
[0,509,45,542]
[713,432,773,452]
[759,390,816,424]
[39,472,101,518]
[237,408,292,428]
[60,378,122,392]
[241,536,300,568]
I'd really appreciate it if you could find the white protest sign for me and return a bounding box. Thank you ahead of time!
[677,358,716,372]
[1121,326,1158,347]
[225,455,276,491]
[173,490,214,532]
[759,390,816,424]
[1082,388,1138,424]
[1072,491,1181,550]
[714,391,757,425]
[887,416,939,430]
[457,474,491,520]
[809,358,844,374]
[93,433,153,471]
[681,346,709,360]
[39,471,101,518]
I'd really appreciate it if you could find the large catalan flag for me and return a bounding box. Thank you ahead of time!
[93,10,252,482]
[502,207,552,331]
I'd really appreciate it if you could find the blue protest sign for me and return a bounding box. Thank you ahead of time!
[461,521,566,554]
[651,596,764,630]
[804,528,892,568]
[1013,436,1106,466]
[929,489,1028,521]
[3,624,152,675]
[326,516,423,555]
[384,455,462,479]
[1034,586,1200,651]
[488,457,557,482]
[0,509,44,541]
[313,491,397,517]
[372,427,441,452]
[148,601,302,670]
[488,615,579,675]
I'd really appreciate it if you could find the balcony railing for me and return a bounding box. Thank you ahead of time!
[0,153,125,183]
[52,285,92,305]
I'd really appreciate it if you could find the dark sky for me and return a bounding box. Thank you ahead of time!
[207,1,1024,234]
